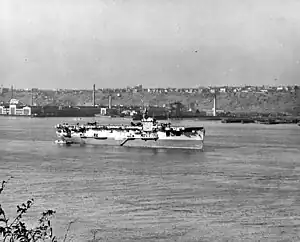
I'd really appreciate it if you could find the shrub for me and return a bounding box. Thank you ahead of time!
[0,177,57,242]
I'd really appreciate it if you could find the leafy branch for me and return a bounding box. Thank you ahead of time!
[0,177,57,242]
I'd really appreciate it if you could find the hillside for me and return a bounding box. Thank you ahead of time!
[1,89,300,114]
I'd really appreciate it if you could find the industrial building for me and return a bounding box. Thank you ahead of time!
[0,99,32,116]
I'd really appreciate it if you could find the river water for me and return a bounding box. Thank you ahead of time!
[0,116,300,241]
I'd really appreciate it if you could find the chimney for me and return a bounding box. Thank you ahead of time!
[11,85,14,99]
[31,88,34,106]
[108,95,112,109]
[213,93,217,117]
[92,84,96,107]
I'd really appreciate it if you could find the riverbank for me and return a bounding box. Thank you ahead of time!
[1,89,299,115]
[221,116,300,124]
[1,114,299,128]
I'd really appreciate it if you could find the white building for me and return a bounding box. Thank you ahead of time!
[0,99,32,116]
[100,108,107,115]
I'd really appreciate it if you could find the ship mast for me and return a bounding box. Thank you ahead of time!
[142,107,148,120]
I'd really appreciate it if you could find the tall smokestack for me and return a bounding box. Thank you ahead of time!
[108,95,112,109]
[11,85,14,99]
[31,88,34,106]
[92,84,96,107]
[213,93,217,117]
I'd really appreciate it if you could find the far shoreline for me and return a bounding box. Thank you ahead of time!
[1,114,299,125]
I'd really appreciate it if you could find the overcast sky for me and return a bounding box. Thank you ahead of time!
[1,0,300,89]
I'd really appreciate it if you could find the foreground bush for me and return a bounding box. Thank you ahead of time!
[0,177,57,242]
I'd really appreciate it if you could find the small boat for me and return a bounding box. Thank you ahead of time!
[255,119,280,125]
[221,118,254,124]
[54,139,73,145]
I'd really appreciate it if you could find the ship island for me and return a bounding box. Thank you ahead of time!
[55,109,206,150]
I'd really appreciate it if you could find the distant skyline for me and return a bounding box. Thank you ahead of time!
[1,0,300,89]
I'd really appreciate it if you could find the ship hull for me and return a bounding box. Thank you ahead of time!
[56,136,204,150]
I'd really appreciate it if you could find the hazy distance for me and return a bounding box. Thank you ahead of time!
[1,0,300,89]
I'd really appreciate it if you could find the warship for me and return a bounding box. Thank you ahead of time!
[55,109,205,150]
